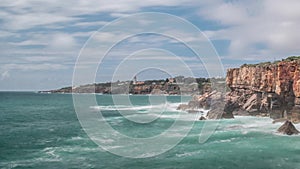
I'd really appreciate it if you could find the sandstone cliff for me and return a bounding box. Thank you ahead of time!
[177,56,300,123]
[226,57,300,123]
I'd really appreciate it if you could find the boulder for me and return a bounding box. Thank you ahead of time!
[199,116,206,120]
[206,92,234,119]
[187,100,200,109]
[177,91,234,119]
[187,110,199,113]
[176,104,189,110]
[277,120,299,135]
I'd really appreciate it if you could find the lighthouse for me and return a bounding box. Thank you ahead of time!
[133,76,137,85]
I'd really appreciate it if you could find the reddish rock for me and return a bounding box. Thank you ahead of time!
[226,58,300,122]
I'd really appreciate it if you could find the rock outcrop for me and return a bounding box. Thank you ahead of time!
[226,57,300,123]
[199,116,206,120]
[177,90,234,119]
[277,120,299,135]
[178,57,300,122]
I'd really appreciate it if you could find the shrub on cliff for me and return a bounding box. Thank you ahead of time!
[283,56,300,62]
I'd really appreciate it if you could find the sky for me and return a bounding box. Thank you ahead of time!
[1,0,300,91]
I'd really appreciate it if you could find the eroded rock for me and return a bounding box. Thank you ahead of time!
[277,121,299,135]
[177,90,234,119]
[199,116,206,120]
[226,59,300,122]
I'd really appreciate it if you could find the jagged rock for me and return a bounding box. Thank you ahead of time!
[206,107,234,119]
[187,110,199,113]
[206,105,224,119]
[188,100,200,109]
[224,100,240,114]
[177,91,213,111]
[176,104,189,110]
[277,121,299,135]
[176,104,202,113]
[199,116,206,120]
[226,58,300,121]
[179,57,300,121]
[242,94,258,111]
[177,91,234,119]
[206,92,234,119]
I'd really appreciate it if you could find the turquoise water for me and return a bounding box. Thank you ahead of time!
[0,92,300,169]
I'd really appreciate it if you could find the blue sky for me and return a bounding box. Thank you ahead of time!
[1,0,300,91]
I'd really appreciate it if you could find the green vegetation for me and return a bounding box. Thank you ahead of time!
[241,61,271,67]
[282,56,300,61]
[241,56,300,67]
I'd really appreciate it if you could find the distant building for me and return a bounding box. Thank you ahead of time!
[168,78,175,83]
[132,75,145,85]
[133,76,137,85]
[135,81,145,85]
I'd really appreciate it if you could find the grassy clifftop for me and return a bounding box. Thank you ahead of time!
[241,56,300,67]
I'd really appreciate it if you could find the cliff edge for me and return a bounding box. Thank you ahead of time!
[177,56,300,124]
[226,57,300,123]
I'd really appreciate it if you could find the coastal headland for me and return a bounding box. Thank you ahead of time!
[42,56,300,134]
[177,56,300,134]
[41,77,213,95]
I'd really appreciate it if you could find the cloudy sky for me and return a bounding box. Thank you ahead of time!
[1,0,300,91]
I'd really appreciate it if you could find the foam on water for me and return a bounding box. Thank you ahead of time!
[90,102,182,112]
[89,102,210,123]
[2,93,300,169]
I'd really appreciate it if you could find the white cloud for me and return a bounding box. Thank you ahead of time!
[48,33,77,50]
[2,63,68,71]
[199,0,300,60]
[0,0,197,31]
[1,70,10,80]
[1,0,300,89]
[199,2,249,26]
[73,21,109,27]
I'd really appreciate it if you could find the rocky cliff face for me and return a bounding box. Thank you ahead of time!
[177,79,234,119]
[226,59,300,123]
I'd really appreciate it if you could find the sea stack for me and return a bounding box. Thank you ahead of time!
[277,120,299,135]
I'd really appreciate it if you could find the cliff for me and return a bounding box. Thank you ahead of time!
[176,56,300,124]
[226,57,300,123]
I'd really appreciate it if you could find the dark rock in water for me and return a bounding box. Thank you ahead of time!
[187,110,199,113]
[277,121,299,135]
[222,111,235,119]
[177,90,234,119]
[206,92,234,119]
[188,100,200,109]
[177,104,189,110]
[207,107,234,119]
[199,116,206,120]
[232,109,250,116]
[224,100,240,115]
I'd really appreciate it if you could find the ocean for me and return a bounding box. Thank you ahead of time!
[0,92,300,169]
